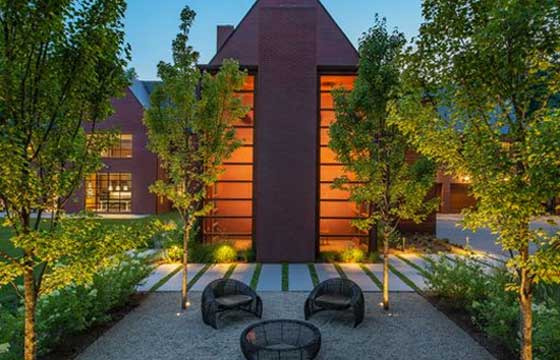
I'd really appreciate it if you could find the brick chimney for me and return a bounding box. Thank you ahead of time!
[217,25,234,51]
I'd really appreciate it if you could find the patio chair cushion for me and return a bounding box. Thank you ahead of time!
[215,294,253,308]
[314,294,352,308]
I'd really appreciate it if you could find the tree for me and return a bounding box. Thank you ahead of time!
[0,1,139,359]
[144,6,247,310]
[397,1,560,358]
[330,18,437,310]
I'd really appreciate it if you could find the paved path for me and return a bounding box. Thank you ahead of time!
[139,251,503,294]
[229,263,256,284]
[190,264,230,291]
[157,263,205,292]
[339,263,379,291]
[288,264,314,291]
[136,264,179,292]
[78,292,495,360]
[315,263,340,282]
[437,214,559,256]
[364,263,412,292]
[389,255,429,290]
[257,264,282,291]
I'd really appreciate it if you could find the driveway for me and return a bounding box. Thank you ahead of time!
[436,214,559,256]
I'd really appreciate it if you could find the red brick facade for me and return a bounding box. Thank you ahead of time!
[66,87,170,215]
[67,0,481,262]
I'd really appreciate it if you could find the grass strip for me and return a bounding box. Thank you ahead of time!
[307,264,319,287]
[148,265,182,293]
[282,263,289,291]
[458,254,500,269]
[470,257,500,269]
[187,263,212,290]
[439,252,498,270]
[388,263,422,293]
[250,263,262,290]
[223,263,237,280]
[396,255,430,278]
[420,254,437,266]
[333,263,348,279]
[359,264,383,290]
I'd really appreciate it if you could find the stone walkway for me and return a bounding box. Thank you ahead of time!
[78,292,495,360]
[137,252,500,294]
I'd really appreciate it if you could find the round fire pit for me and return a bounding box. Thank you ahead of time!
[240,319,321,360]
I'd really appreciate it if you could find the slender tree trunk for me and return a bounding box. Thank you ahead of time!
[383,227,390,310]
[23,266,37,360]
[181,218,190,310]
[519,245,533,360]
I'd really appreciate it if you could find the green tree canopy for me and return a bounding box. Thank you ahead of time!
[0,1,136,359]
[397,1,560,358]
[330,17,437,309]
[144,6,247,309]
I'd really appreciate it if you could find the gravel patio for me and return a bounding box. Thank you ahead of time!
[78,292,495,360]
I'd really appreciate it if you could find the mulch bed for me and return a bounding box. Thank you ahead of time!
[39,293,148,360]
[424,294,516,360]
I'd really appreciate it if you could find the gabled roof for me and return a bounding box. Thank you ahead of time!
[129,80,152,108]
[129,80,162,109]
[207,0,359,67]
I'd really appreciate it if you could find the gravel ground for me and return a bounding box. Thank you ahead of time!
[78,292,494,360]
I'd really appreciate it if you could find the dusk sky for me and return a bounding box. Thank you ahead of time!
[125,0,424,80]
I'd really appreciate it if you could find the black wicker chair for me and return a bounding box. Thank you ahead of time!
[201,278,263,329]
[240,320,321,360]
[304,278,365,327]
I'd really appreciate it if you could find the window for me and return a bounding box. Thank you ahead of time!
[202,75,255,250]
[319,75,369,252]
[85,173,132,213]
[101,134,133,158]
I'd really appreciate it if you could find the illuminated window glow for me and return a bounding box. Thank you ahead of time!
[319,75,368,251]
[85,173,132,213]
[203,75,255,250]
[101,134,133,158]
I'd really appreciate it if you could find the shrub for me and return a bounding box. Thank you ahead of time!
[425,256,487,310]
[0,305,22,360]
[164,244,183,262]
[318,251,339,263]
[238,248,256,263]
[367,251,381,263]
[212,244,237,263]
[426,258,560,359]
[0,256,153,358]
[188,241,215,263]
[340,247,365,263]
[533,303,560,360]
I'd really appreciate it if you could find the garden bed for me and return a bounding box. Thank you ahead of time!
[40,293,147,360]
[424,294,515,360]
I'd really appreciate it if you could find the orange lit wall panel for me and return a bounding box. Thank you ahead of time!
[319,75,368,247]
[203,75,255,245]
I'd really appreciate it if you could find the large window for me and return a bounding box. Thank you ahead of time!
[85,173,132,213]
[319,75,369,252]
[202,75,255,250]
[101,134,133,158]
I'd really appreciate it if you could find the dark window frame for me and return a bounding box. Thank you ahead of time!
[85,172,132,213]
[318,73,369,250]
[101,134,133,159]
[202,73,257,243]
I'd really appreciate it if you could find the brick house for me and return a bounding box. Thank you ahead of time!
[68,0,480,262]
